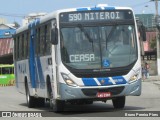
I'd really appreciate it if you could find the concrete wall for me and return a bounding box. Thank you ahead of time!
[142,59,157,75]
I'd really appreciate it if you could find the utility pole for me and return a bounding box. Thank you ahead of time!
[151,0,160,75]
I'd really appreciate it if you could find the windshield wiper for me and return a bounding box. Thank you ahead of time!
[105,24,117,51]
[77,24,93,43]
[77,24,94,51]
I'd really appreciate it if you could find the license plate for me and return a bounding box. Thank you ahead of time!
[97,92,111,98]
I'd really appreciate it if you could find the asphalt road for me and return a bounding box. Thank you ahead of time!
[0,81,160,119]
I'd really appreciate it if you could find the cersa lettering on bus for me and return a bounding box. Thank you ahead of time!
[69,12,120,22]
[70,54,95,62]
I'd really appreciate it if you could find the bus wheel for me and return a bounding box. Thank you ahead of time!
[112,96,125,109]
[53,100,65,112]
[36,98,45,107]
[47,83,65,112]
[85,100,93,104]
[47,82,53,108]
[25,83,36,108]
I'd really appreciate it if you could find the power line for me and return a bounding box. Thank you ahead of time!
[0,1,155,18]
[0,12,26,18]
[131,1,151,8]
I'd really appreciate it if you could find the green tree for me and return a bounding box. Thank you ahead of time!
[149,37,156,51]
[13,21,20,28]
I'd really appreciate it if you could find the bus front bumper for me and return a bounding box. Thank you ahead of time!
[58,79,141,100]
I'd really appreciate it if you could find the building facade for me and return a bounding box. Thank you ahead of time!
[136,14,156,28]
[136,14,157,55]
[0,24,16,64]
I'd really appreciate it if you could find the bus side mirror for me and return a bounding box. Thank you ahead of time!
[139,25,146,41]
[51,27,58,45]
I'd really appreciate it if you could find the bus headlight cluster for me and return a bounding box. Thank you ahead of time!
[129,68,141,84]
[129,74,138,83]
[61,73,77,87]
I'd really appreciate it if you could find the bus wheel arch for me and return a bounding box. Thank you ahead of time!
[46,75,51,98]
[46,75,65,112]
[46,75,53,108]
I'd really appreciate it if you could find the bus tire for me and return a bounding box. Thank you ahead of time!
[112,96,125,109]
[36,98,45,107]
[47,80,53,108]
[53,100,65,112]
[85,100,93,104]
[47,80,65,112]
[25,83,36,108]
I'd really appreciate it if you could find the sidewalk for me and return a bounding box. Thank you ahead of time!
[143,75,160,86]
[148,76,160,81]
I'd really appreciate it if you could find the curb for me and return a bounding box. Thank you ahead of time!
[153,82,160,86]
[142,76,160,82]
[0,84,15,87]
[148,76,160,80]
[0,80,15,87]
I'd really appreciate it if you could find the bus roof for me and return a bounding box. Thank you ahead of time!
[0,64,14,68]
[16,5,133,34]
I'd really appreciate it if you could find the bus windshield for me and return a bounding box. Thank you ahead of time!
[60,24,137,70]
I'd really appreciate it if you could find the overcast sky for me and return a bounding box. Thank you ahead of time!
[0,0,157,25]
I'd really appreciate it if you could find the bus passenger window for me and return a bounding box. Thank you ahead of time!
[40,26,45,55]
[46,24,51,55]
[12,68,14,74]
[44,25,47,55]
[2,68,9,74]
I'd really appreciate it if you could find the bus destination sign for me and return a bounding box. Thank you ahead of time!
[60,10,133,23]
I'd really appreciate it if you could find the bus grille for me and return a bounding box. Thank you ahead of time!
[81,86,125,97]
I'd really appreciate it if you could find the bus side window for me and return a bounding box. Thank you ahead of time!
[44,25,47,55]
[2,68,8,74]
[12,68,14,74]
[9,68,11,74]
[19,35,22,60]
[14,37,17,60]
[38,28,41,55]
[27,32,30,58]
[24,32,28,59]
[22,34,24,59]
[40,26,45,55]
[45,24,51,55]
[2,68,5,74]
[17,36,20,60]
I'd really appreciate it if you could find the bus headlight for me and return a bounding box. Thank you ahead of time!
[129,68,141,84]
[129,74,138,83]
[61,73,77,87]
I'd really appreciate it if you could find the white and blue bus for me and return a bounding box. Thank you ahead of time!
[14,4,146,112]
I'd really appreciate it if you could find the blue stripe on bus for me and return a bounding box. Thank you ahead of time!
[28,18,40,29]
[77,8,89,11]
[36,57,45,89]
[90,7,102,11]
[28,19,40,88]
[35,18,40,25]
[82,76,127,86]
[29,34,36,88]
[97,77,112,86]
[82,78,98,86]
[28,18,41,88]
[112,76,127,84]
[104,7,115,10]
[77,7,115,11]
